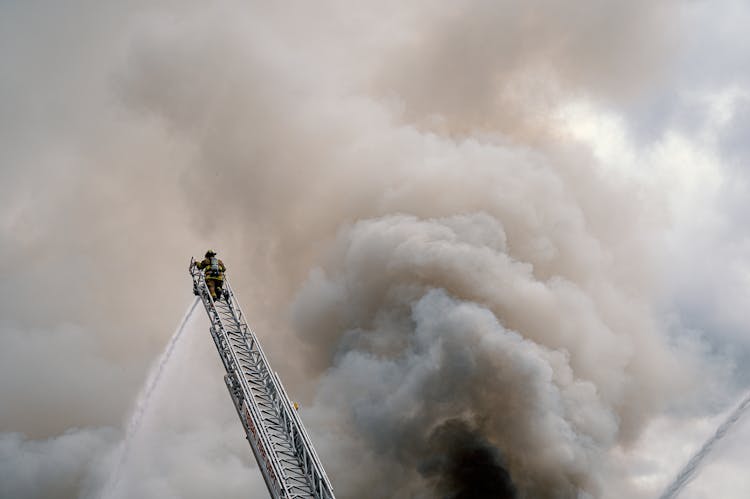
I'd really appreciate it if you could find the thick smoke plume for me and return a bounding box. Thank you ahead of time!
[292,212,677,497]
[3,1,733,498]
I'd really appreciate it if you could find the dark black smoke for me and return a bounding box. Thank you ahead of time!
[422,419,517,499]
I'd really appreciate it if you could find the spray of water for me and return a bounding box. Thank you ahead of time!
[660,391,750,499]
[100,296,200,498]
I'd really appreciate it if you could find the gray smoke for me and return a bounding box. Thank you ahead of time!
[2,1,745,498]
[291,212,678,497]
[0,428,116,499]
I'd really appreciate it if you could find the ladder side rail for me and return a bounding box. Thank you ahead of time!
[224,375,289,499]
[223,373,286,499]
[197,277,287,498]
[209,326,231,373]
[220,279,301,485]
[227,292,333,499]
[223,277,335,498]
[192,270,285,498]
[218,330,286,499]
[223,278,272,367]
[190,265,290,498]
[274,373,335,498]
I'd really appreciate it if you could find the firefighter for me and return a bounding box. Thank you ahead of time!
[195,249,226,300]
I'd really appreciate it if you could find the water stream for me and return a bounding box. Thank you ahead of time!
[100,297,200,498]
[659,391,750,498]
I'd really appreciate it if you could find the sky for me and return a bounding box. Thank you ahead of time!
[1,1,750,498]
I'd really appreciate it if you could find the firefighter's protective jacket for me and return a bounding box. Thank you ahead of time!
[196,257,226,281]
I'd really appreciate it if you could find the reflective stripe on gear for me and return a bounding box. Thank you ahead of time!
[196,257,226,281]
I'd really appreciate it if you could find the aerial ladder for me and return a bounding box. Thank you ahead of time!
[189,258,335,499]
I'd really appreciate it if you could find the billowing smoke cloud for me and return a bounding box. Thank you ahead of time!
[0,428,115,499]
[1,0,746,498]
[291,209,677,497]
[377,1,676,137]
